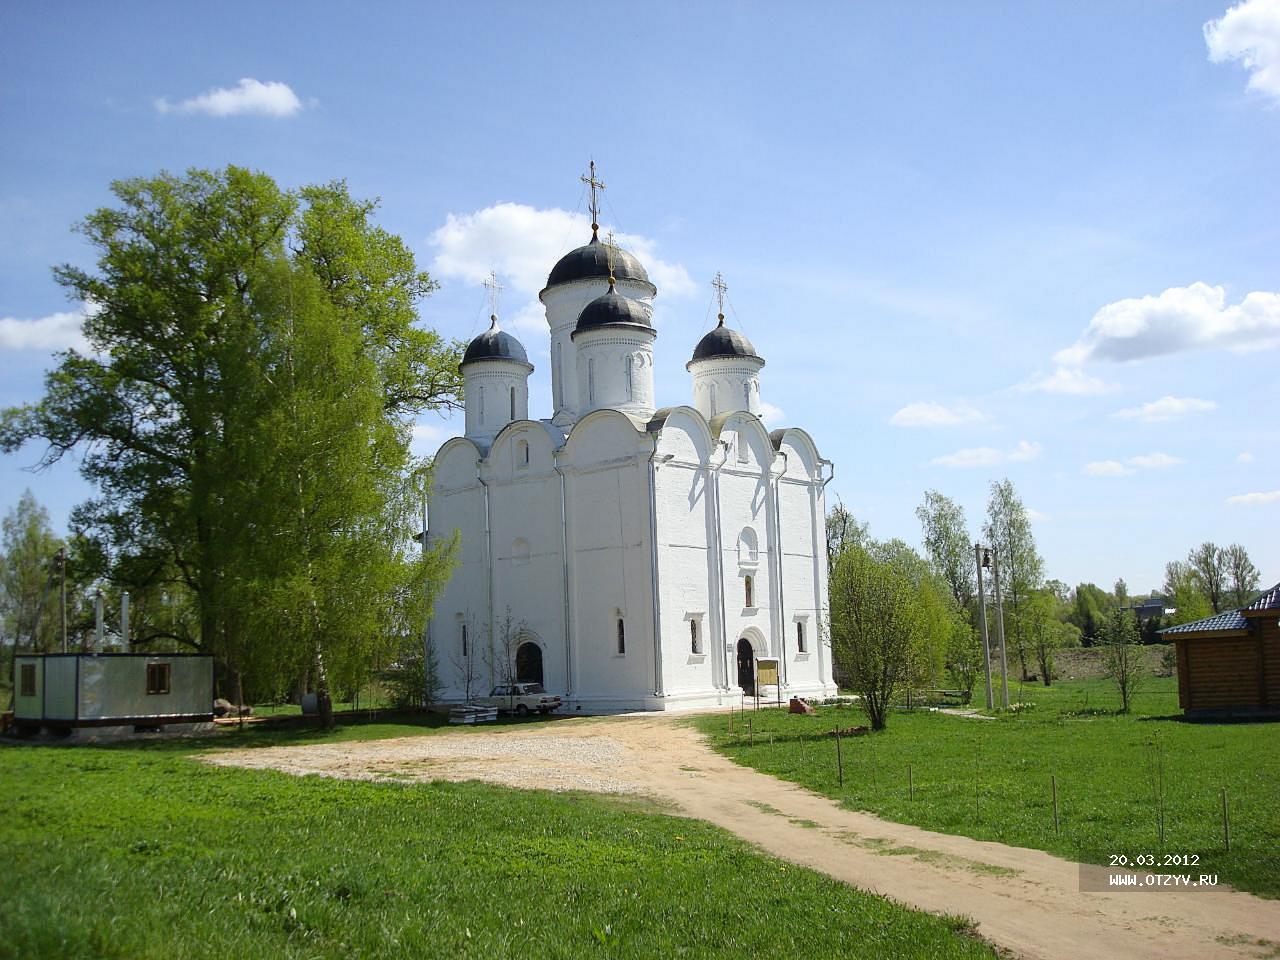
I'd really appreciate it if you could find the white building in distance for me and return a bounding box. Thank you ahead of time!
[428,182,835,712]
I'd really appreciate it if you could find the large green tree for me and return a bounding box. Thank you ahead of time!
[982,478,1043,680]
[915,489,975,612]
[828,538,951,730]
[1223,543,1261,608]
[1187,542,1227,613]
[1,167,463,723]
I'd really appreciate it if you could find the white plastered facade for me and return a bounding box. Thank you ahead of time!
[427,250,836,713]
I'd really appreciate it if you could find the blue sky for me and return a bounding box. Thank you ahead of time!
[2,1,1277,594]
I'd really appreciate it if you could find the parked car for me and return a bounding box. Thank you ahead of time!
[477,683,562,716]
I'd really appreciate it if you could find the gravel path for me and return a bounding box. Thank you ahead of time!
[207,713,1280,960]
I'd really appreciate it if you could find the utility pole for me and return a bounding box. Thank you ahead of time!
[975,544,994,710]
[58,548,67,653]
[94,588,104,651]
[992,546,1010,709]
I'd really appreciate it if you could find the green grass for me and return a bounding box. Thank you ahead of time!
[0,724,997,960]
[695,676,1280,898]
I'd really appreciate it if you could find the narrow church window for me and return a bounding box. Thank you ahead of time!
[478,386,485,424]
[796,620,807,653]
[510,386,516,421]
[709,383,717,417]
[744,575,754,608]
[616,618,626,655]
[588,358,596,406]
[737,429,748,463]
[517,439,529,469]
[744,382,751,408]
[625,354,633,399]
[691,618,701,654]
[461,622,468,658]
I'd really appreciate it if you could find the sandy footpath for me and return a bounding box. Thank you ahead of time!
[207,713,1280,960]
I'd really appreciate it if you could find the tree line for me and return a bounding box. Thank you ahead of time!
[0,167,463,726]
[824,481,1265,727]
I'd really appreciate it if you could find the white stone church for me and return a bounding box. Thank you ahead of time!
[427,190,836,712]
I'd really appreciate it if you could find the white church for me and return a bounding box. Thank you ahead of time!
[427,175,837,712]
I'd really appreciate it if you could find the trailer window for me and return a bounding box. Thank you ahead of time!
[146,662,171,695]
[20,663,36,697]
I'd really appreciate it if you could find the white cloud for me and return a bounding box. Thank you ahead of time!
[155,78,305,117]
[0,308,89,351]
[1025,507,1049,523]
[1055,282,1280,366]
[1114,395,1216,422]
[1085,460,1134,477]
[1022,367,1112,395]
[1226,489,1280,506]
[932,440,1041,468]
[757,401,786,427]
[1238,451,1255,463]
[429,203,694,312]
[1205,0,1280,103]
[888,401,983,427]
[1128,452,1184,469]
[1084,452,1184,476]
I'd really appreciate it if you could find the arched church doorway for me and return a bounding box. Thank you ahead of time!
[515,642,544,685]
[736,638,755,695]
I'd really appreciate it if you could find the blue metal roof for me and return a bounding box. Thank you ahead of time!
[1161,609,1248,634]
[1244,582,1280,613]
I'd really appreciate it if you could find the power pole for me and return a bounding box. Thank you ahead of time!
[992,546,1010,709]
[975,544,994,710]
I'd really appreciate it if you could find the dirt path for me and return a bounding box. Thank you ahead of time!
[207,714,1280,960]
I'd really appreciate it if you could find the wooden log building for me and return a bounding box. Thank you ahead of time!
[1161,582,1280,719]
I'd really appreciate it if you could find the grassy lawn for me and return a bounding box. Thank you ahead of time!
[0,721,997,960]
[694,676,1280,898]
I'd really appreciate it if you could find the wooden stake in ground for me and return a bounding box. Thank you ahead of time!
[1222,787,1231,852]
[908,762,914,801]
[835,728,844,788]
[1052,775,1060,835]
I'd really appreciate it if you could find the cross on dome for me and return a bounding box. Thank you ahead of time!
[581,160,606,241]
[711,271,728,324]
[483,270,503,322]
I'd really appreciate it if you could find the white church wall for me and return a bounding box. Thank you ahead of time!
[427,441,490,701]
[652,412,719,698]
[561,411,657,709]
[775,429,836,698]
[485,423,569,696]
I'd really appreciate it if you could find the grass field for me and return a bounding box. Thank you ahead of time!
[0,718,998,960]
[694,676,1280,898]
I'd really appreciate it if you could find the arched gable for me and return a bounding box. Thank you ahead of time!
[561,408,653,468]
[771,427,824,481]
[432,437,483,494]
[487,419,563,478]
[648,405,714,466]
[714,410,774,472]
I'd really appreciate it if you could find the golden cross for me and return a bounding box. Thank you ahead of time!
[605,231,617,286]
[581,159,606,239]
[483,270,502,319]
[712,272,728,321]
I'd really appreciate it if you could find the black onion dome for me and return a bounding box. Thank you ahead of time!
[545,236,651,289]
[689,318,761,363]
[571,286,654,337]
[460,317,531,368]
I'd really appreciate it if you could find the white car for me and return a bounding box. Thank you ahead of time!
[477,683,562,716]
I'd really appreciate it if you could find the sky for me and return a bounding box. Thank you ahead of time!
[1,0,1277,595]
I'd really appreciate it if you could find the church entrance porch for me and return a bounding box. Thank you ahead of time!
[516,642,544,686]
[736,638,755,695]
